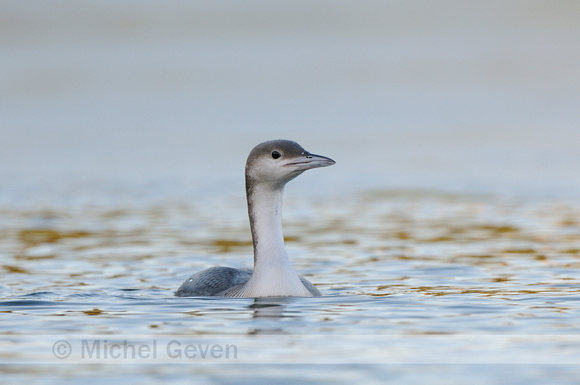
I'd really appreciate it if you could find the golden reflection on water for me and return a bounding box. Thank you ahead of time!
[1,190,580,301]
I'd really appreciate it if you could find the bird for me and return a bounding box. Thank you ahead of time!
[175,139,335,297]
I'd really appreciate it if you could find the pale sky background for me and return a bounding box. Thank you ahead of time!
[1,1,579,202]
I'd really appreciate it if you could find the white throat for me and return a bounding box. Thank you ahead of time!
[240,183,311,297]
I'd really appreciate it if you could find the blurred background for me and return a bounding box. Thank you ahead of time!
[1,0,579,203]
[2,4,580,382]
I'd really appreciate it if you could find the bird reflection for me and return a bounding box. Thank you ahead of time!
[247,297,294,335]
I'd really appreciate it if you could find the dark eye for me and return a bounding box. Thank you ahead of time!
[271,151,281,159]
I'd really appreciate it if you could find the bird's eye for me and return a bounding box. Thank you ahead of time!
[271,151,281,159]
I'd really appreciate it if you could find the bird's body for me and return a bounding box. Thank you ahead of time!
[175,139,335,298]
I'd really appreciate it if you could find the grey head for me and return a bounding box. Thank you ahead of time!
[245,139,335,190]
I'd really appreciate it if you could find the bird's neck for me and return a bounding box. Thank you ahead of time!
[244,182,310,296]
[247,183,290,268]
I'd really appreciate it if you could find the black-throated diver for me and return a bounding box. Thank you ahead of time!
[175,139,335,297]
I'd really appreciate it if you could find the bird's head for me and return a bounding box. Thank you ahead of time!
[245,139,335,189]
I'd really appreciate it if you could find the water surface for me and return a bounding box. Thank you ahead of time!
[2,189,580,383]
